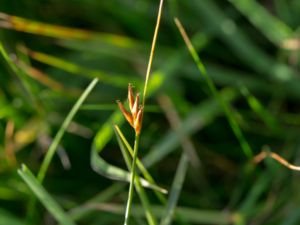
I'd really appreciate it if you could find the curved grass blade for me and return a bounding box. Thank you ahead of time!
[18,164,76,225]
[37,77,99,182]
[175,18,253,159]
[24,77,98,221]
[91,111,165,193]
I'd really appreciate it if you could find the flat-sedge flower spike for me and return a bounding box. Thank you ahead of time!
[117,84,144,134]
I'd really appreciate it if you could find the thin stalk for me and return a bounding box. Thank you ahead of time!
[116,129,157,225]
[142,0,164,106]
[124,134,140,225]
[174,18,253,159]
[124,1,165,224]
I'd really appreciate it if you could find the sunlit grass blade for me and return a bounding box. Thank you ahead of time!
[0,12,135,48]
[18,164,76,225]
[175,18,253,159]
[19,47,140,88]
[114,125,167,199]
[241,87,280,133]
[228,0,292,46]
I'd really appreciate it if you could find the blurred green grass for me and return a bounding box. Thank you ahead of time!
[1,0,300,225]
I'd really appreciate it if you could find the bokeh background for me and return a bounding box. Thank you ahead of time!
[1,0,300,224]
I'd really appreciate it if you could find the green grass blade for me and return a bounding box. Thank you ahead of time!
[228,0,292,45]
[114,128,158,225]
[37,77,98,182]
[175,18,253,159]
[133,178,158,225]
[241,87,280,133]
[114,125,167,200]
[160,153,189,225]
[18,164,76,225]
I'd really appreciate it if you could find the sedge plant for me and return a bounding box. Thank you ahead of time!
[116,0,165,224]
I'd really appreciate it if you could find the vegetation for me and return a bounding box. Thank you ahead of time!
[1,0,300,225]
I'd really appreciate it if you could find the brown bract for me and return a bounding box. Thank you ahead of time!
[117,84,143,135]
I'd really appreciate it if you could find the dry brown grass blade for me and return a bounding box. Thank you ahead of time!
[254,149,300,171]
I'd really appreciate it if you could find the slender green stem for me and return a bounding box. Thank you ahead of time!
[124,134,140,225]
[142,0,164,106]
[124,1,165,223]
[174,18,253,159]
